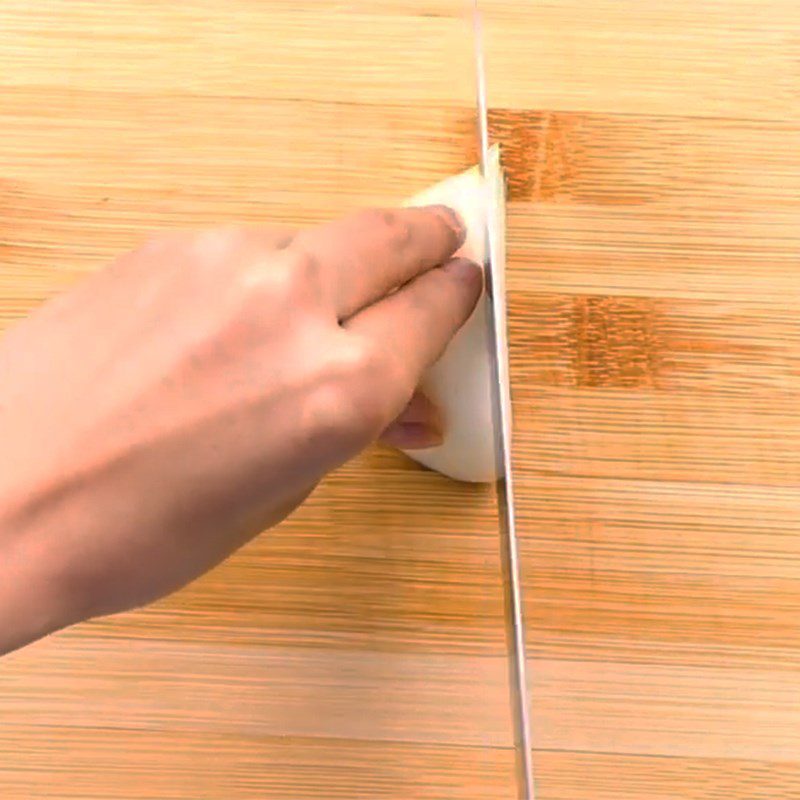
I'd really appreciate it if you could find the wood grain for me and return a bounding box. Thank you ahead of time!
[2,1,800,798]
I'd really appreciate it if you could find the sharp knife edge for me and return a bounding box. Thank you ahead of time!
[471,4,536,799]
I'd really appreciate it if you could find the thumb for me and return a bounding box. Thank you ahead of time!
[379,390,443,450]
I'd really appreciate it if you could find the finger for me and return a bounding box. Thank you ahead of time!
[381,422,442,450]
[379,391,443,450]
[291,205,466,319]
[345,257,483,383]
[240,225,297,251]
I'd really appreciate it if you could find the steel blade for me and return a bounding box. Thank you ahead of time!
[472,4,535,798]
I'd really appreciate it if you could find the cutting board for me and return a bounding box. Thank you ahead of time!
[2,1,800,798]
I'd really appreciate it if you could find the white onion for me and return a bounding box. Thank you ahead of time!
[398,145,508,483]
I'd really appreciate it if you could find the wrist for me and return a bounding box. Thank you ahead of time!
[0,487,79,655]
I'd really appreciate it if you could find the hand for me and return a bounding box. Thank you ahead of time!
[0,206,481,654]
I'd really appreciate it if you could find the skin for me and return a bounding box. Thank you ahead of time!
[0,206,482,656]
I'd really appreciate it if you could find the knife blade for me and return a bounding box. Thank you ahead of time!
[471,4,536,798]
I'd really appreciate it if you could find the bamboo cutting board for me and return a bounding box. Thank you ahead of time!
[2,1,800,798]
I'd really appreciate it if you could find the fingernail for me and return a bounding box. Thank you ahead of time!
[443,257,483,286]
[426,204,467,246]
[380,422,444,450]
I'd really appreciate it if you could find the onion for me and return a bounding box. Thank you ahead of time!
[398,145,508,483]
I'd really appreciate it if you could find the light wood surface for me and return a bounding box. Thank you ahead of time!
[2,1,800,797]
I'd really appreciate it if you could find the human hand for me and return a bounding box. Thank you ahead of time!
[0,207,481,654]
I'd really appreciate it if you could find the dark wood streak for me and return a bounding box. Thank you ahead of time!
[571,296,664,389]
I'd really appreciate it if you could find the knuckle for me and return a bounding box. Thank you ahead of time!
[308,381,360,438]
[232,270,292,328]
[344,337,384,379]
[285,245,321,284]
[235,248,322,315]
[360,208,413,249]
[344,338,408,398]
[359,207,395,229]
[274,231,295,250]
[307,340,402,446]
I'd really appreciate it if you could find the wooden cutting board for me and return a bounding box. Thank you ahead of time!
[2,1,800,798]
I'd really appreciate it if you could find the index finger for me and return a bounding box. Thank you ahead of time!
[345,256,483,387]
[291,205,466,320]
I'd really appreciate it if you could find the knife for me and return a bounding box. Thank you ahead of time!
[471,4,536,798]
